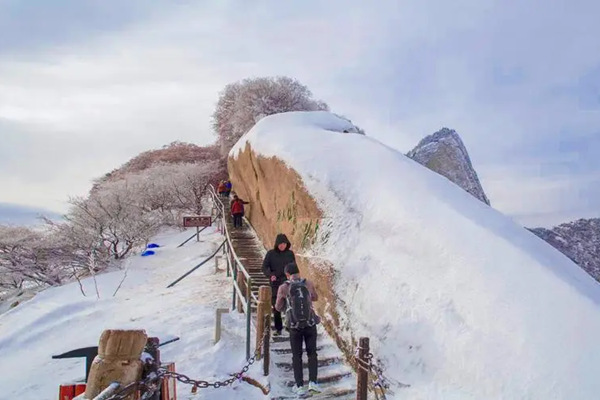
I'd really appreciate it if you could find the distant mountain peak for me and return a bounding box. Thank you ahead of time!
[530,218,600,282]
[407,128,491,205]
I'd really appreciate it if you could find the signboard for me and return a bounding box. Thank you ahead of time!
[183,216,212,228]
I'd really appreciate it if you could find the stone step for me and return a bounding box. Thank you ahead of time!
[273,344,326,355]
[270,387,356,400]
[284,369,353,387]
[275,356,343,370]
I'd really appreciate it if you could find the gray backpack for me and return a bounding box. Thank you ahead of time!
[285,279,317,329]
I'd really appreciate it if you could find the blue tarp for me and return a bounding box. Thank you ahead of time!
[141,250,156,257]
[147,243,160,248]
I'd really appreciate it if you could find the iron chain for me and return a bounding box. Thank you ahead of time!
[355,345,411,400]
[106,322,271,399]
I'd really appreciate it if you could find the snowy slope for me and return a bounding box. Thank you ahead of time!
[231,111,600,399]
[0,228,265,400]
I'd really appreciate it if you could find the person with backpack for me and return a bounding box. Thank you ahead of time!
[262,233,296,335]
[275,262,322,396]
[230,195,249,228]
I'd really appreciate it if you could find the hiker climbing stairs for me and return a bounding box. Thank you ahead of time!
[223,223,356,397]
[210,188,357,399]
[269,326,356,399]
[224,214,268,307]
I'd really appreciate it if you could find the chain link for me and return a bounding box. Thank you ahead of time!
[354,345,411,400]
[105,323,271,399]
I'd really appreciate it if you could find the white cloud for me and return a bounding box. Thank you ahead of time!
[0,0,599,225]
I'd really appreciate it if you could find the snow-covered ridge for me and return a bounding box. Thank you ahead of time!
[231,111,600,399]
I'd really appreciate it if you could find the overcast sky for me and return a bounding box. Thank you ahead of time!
[0,0,598,227]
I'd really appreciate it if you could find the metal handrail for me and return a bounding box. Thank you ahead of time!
[208,184,256,360]
[208,185,252,280]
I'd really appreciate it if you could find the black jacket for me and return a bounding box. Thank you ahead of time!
[262,234,296,286]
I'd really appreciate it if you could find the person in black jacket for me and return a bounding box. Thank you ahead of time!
[262,233,296,335]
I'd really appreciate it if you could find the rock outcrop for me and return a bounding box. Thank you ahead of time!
[407,128,491,205]
[530,218,600,282]
[227,113,363,360]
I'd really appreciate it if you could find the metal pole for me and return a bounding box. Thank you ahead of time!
[231,261,237,311]
[226,246,231,277]
[263,313,271,376]
[144,337,161,400]
[196,226,200,242]
[246,276,252,360]
[91,382,121,400]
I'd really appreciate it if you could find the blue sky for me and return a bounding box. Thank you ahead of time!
[0,0,598,227]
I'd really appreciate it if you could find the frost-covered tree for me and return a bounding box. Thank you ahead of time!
[212,76,329,154]
[0,225,85,289]
[65,180,162,261]
[108,161,219,223]
[64,161,218,263]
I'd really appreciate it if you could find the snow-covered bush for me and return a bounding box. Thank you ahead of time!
[212,76,329,154]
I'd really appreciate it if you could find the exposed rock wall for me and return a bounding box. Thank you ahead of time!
[228,144,352,356]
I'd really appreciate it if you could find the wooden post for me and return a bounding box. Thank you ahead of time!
[356,337,370,400]
[214,308,230,344]
[256,286,272,360]
[85,329,147,400]
[236,271,245,313]
[215,255,222,274]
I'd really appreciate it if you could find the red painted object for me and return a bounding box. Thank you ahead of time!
[58,383,86,400]
[162,362,177,400]
[58,363,176,400]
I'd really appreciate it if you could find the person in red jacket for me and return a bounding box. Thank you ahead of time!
[217,180,227,197]
[230,195,249,228]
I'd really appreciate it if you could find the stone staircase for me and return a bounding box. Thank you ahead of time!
[269,327,356,399]
[224,215,357,399]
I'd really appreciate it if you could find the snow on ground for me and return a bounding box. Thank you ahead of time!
[0,227,265,400]
[232,111,600,399]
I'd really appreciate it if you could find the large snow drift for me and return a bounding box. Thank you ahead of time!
[231,111,600,399]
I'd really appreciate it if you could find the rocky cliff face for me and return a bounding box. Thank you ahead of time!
[530,218,600,282]
[227,145,346,342]
[407,128,491,205]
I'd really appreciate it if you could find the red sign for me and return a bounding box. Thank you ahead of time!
[183,216,212,228]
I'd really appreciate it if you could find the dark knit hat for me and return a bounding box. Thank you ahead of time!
[285,262,299,275]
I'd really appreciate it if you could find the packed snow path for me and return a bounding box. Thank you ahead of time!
[224,214,357,399]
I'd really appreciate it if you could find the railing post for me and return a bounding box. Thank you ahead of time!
[356,337,370,400]
[224,244,231,277]
[214,255,222,274]
[263,314,271,376]
[256,286,272,360]
[236,268,245,313]
[245,276,252,360]
[214,308,230,344]
[85,330,147,400]
[231,262,237,311]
